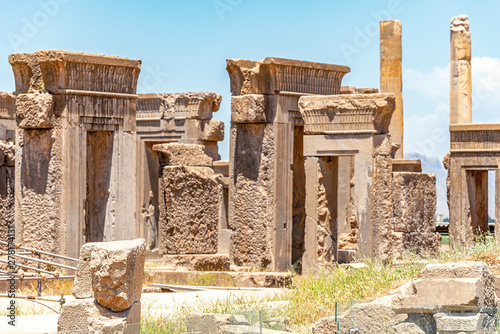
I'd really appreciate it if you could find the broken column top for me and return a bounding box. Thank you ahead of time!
[298,93,395,135]
[451,14,469,31]
[226,57,350,96]
[137,92,222,120]
[9,50,141,95]
[0,92,16,119]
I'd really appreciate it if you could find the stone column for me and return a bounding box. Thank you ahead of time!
[380,20,403,158]
[450,15,471,124]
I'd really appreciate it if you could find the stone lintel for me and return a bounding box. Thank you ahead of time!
[227,57,350,96]
[298,93,395,135]
[10,50,141,96]
[392,159,422,173]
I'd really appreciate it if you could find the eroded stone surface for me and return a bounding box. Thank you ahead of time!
[159,166,220,255]
[153,143,213,167]
[90,239,146,312]
[57,298,141,334]
[72,242,98,299]
[16,93,55,129]
[231,94,267,123]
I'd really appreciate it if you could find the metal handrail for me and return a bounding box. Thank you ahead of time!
[0,250,77,271]
[0,259,59,277]
[0,241,78,262]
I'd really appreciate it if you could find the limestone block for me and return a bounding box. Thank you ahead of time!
[0,143,15,167]
[187,313,233,333]
[201,119,225,141]
[16,93,56,129]
[160,254,230,271]
[90,239,146,312]
[57,298,140,334]
[72,242,98,299]
[159,166,220,255]
[395,262,496,313]
[231,94,267,123]
[153,143,213,167]
[393,314,436,334]
[164,92,221,120]
[392,172,437,233]
[434,312,496,334]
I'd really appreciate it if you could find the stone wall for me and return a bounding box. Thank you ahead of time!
[391,172,440,259]
[156,143,221,256]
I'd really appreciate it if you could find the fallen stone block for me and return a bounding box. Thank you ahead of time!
[153,143,213,167]
[72,242,98,299]
[434,311,496,334]
[90,239,146,312]
[57,298,140,334]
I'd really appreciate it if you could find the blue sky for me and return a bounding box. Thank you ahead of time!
[1,0,500,215]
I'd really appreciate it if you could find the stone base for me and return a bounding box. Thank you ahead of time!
[434,311,496,334]
[149,269,292,288]
[160,254,230,271]
[57,298,140,334]
[337,250,356,264]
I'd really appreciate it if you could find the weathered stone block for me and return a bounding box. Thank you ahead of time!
[164,92,221,120]
[90,239,146,312]
[160,254,230,271]
[395,262,496,313]
[201,119,225,141]
[434,311,496,334]
[153,143,213,167]
[57,298,141,334]
[72,242,98,299]
[16,93,55,129]
[392,172,436,233]
[159,166,220,255]
[231,94,267,123]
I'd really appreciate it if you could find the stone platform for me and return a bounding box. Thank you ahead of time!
[148,269,292,288]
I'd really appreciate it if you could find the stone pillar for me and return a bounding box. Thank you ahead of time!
[10,50,141,258]
[450,15,472,124]
[227,58,350,271]
[380,20,403,158]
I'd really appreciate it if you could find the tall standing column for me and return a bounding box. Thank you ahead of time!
[450,15,471,124]
[380,20,403,158]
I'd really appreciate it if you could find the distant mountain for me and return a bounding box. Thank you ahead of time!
[404,152,449,217]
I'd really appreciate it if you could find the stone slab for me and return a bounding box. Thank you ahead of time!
[153,143,213,167]
[160,254,230,271]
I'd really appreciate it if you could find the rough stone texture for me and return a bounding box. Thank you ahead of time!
[313,295,407,334]
[90,239,146,312]
[57,298,140,334]
[187,313,292,334]
[434,311,496,334]
[380,20,404,158]
[11,50,140,259]
[391,172,440,258]
[153,143,213,167]
[394,262,496,313]
[392,159,422,172]
[15,93,55,129]
[72,242,98,299]
[201,119,225,142]
[160,254,230,271]
[340,86,380,94]
[231,94,267,123]
[372,154,393,261]
[450,14,472,124]
[393,314,436,334]
[159,166,220,255]
[229,123,274,269]
[163,92,222,120]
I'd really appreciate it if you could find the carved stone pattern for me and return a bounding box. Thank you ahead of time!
[450,130,500,151]
[270,66,345,95]
[301,107,375,134]
[137,97,162,120]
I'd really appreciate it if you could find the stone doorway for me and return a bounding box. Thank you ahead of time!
[85,131,114,242]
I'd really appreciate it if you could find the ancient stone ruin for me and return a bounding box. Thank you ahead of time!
[58,239,146,333]
[0,23,442,278]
